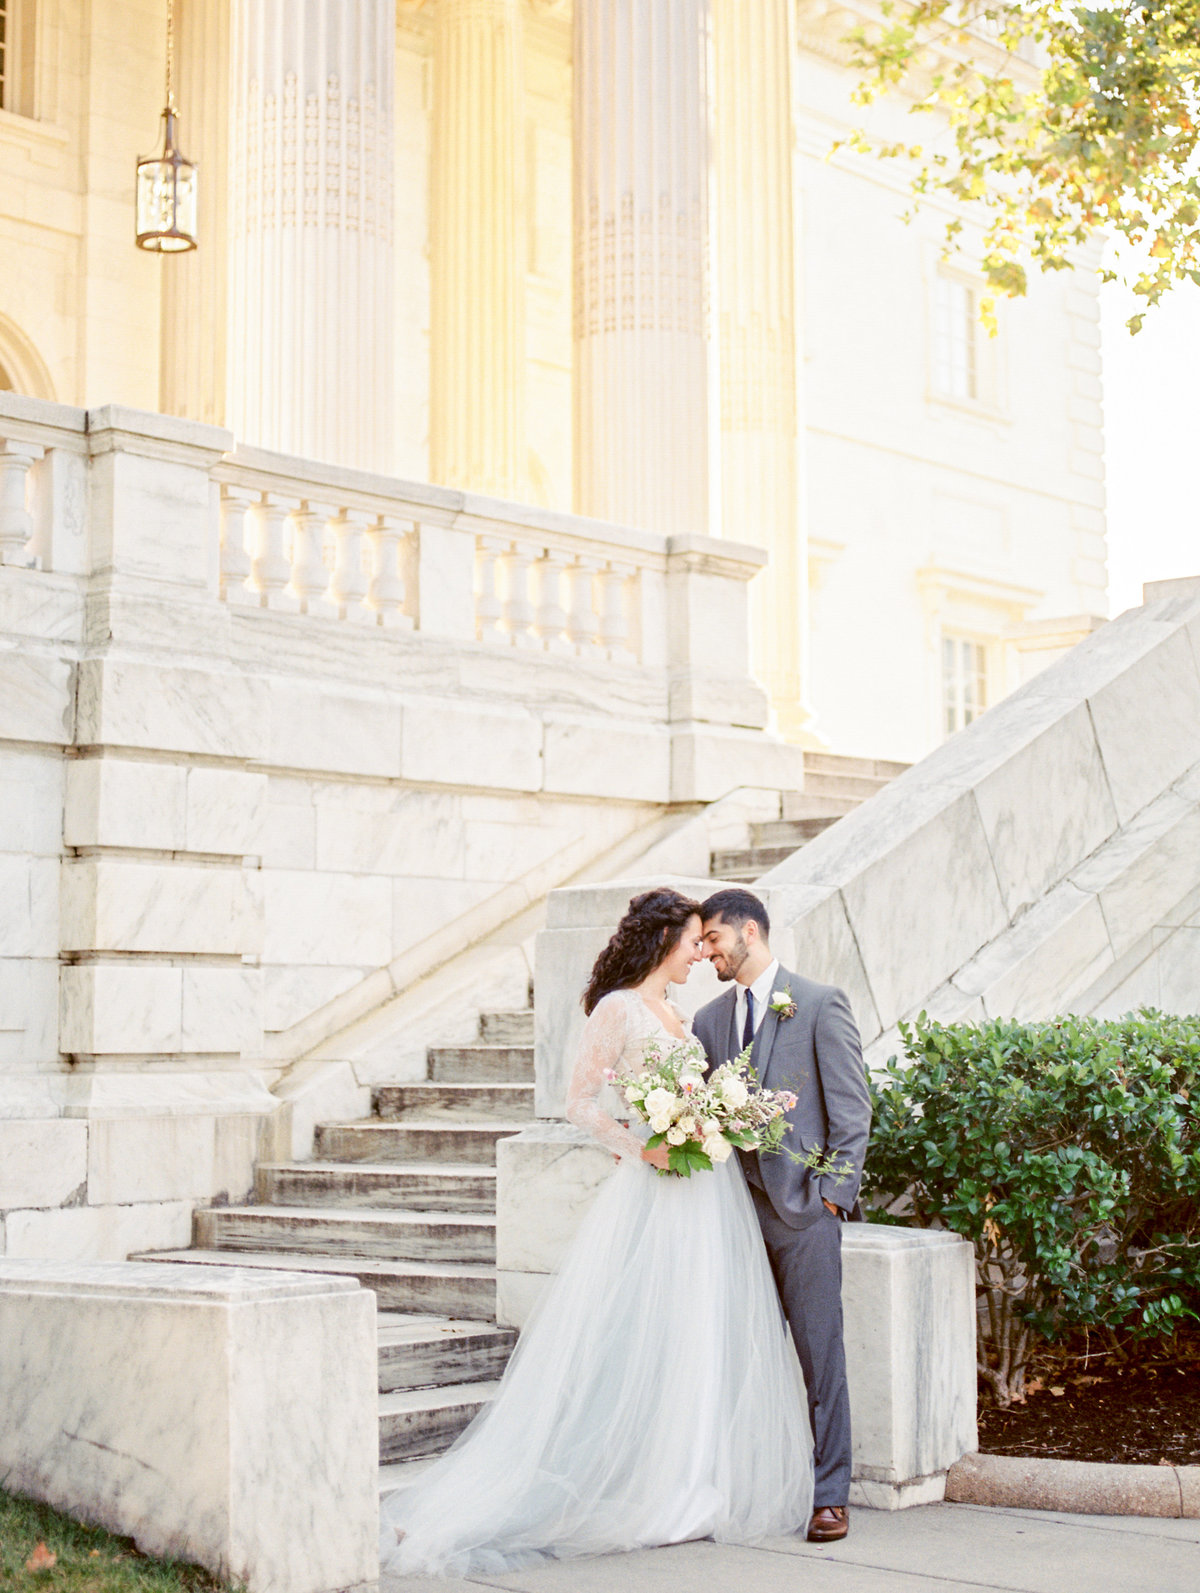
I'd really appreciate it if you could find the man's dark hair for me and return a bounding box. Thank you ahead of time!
[699,888,770,940]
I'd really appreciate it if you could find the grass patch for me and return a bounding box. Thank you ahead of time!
[0,1489,237,1592]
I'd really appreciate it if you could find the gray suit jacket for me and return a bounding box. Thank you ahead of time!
[692,967,872,1230]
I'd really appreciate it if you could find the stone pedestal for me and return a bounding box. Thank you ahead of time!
[0,1259,379,1593]
[495,1131,978,1509]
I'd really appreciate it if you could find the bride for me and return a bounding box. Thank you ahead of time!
[378,888,813,1577]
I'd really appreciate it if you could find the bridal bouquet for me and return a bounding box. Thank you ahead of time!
[607,1037,797,1178]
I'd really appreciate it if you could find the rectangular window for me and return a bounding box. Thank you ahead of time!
[933,275,978,401]
[942,635,988,737]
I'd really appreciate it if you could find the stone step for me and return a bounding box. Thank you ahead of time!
[315,1120,525,1166]
[194,1206,496,1264]
[379,1457,436,1500]
[804,752,909,780]
[376,1313,516,1393]
[255,1161,496,1213]
[141,1248,497,1317]
[778,793,858,821]
[426,1044,534,1083]
[710,845,801,880]
[379,1381,501,1463]
[803,769,895,801]
[375,1082,534,1120]
[478,1010,534,1044]
[750,816,839,847]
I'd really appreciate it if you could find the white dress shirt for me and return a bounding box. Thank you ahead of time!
[736,957,780,1046]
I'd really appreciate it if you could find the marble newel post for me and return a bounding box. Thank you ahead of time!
[228,0,395,472]
[713,0,813,740]
[430,0,526,499]
[573,0,714,536]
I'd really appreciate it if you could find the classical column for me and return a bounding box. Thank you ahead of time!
[714,0,813,739]
[429,0,525,499]
[159,0,230,427]
[228,0,395,472]
[573,0,713,537]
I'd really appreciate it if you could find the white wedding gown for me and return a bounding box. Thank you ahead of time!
[378,987,813,1578]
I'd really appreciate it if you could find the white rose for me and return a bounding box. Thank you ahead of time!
[648,1113,672,1136]
[643,1087,677,1120]
[666,1125,687,1146]
[678,1115,696,1136]
[703,1133,733,1163]
[699,1117,720,1137]
[624,1086,644,1106]
[719,1077,749,1109]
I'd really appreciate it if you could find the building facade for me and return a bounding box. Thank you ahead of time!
[0,0,1107,761]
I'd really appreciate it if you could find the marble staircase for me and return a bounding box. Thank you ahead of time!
[710,753,909,881]
[145,1006,534,1475]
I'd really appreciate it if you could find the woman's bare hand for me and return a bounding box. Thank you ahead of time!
[641,1142,672,1171]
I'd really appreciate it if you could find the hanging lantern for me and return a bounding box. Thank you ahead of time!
[135,0,197,252]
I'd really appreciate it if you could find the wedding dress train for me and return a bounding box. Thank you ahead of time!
[377,988,813,1578]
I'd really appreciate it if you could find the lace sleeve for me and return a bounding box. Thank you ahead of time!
[565,993,645,1162]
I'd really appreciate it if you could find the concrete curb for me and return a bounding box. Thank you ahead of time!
[946,1452,1200,1518]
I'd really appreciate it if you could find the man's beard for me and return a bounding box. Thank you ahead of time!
[714,933,749,982]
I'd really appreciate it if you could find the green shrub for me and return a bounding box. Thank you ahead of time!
[863,1009,1200,1406]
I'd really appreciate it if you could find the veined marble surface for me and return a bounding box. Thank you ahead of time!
[0,1259,379,1593]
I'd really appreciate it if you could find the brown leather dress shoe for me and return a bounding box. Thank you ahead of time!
[806,1505,849,1542]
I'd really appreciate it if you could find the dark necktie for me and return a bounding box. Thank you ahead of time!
[742,988,755,1051]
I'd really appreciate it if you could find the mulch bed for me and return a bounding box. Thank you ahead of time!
[978,1330,1200,1466]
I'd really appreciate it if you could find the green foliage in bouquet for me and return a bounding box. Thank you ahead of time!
[864,1009,1200,1406]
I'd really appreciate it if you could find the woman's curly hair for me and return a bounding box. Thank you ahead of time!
[582,888,703,1015]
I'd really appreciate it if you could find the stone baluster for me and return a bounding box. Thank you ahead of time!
[250,495,299,611]
[330,509,372,623]
[500,543,537,647]
[565,557,602,652]
[573,0,713,535]
[289,502,336,617]
[218,485,257,605]
[534,550,571,652]
[475,536,507,644]
[365,515,412,629]
[0,441,45,567]
[599,565,635,661]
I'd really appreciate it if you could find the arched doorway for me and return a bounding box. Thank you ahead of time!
[0,316,55,401]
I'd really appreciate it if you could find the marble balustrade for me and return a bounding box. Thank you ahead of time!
[0,1259,379,1593]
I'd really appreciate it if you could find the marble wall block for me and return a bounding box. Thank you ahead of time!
[181,965,263,1055]
[767,884,883,1045]
[670,724,805,803]
[3,1201,194,1260]
[495,1123,616,1281]
[400,697,543,792]
[842,1226,978,1508]
[954,883,1114,1020]
[60,963,183,1054]
[542,717,671,801]
[314,787,467,878]
[971,702,1118,917]
[1072,789,1200,961]
[0,652,75,746]
[1084,626,1200,824]
[63,757,187,852]
[0,1260,379,1593]
[0,855,59,958]
[75,658,266,761]
[185,767,269,855]
[268,678,402,779]
[86,1114,222,1205]
[0,1120,87,1210]
[410,521,476,639]
[0,957,59,1066]
[837,793,1009,1031]
[261,871,393,967]
[60,858,252,956]
[0,749,65,855]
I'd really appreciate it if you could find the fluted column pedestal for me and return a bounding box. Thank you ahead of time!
[714,0,814,740]
[573,0,713,537]
[429,0,525,499]
[228,0,395,472]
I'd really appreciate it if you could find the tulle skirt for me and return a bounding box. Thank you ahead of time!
[378,1148,814,1578]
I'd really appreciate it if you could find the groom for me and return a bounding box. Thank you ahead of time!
[692,887,872,1544]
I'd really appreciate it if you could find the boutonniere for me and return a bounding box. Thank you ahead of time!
[768,986,797,1021]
